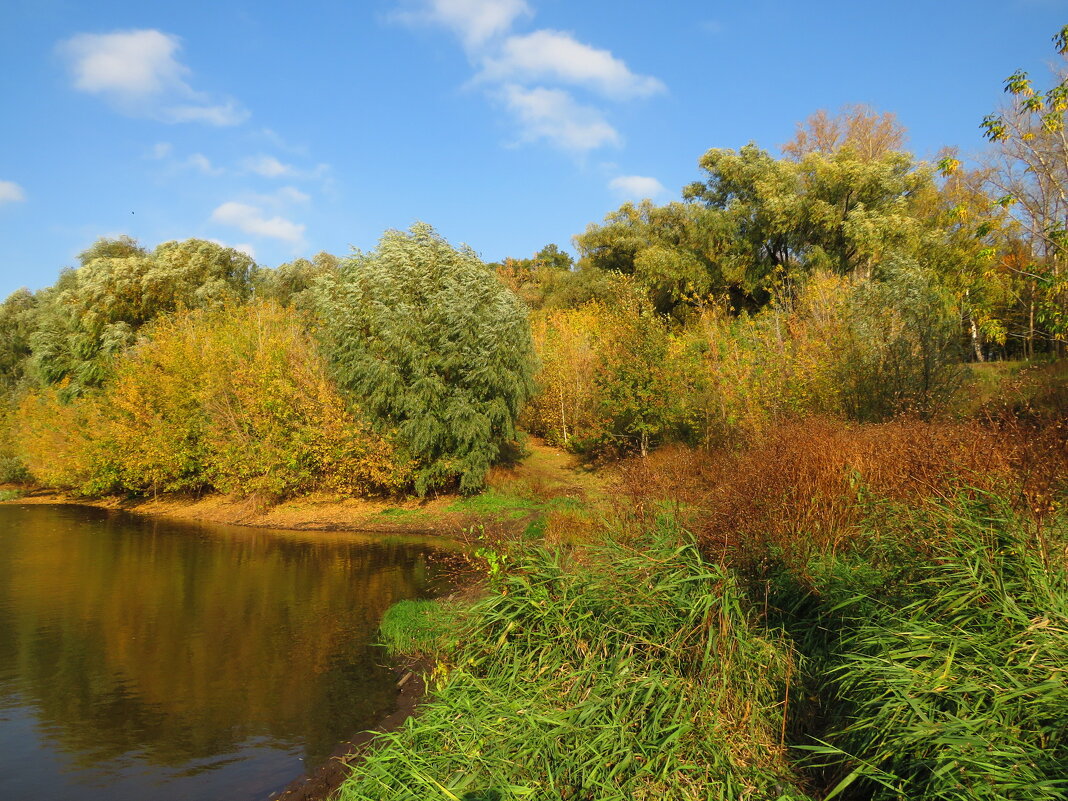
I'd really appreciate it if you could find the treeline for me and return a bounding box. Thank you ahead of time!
[2,31,1067,496]
[497,50,1068,457]
[0,226,533,498]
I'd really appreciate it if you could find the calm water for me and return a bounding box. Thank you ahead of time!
[0,503,454,801]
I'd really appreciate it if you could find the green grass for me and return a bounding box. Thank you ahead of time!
[0,488,22,501]
[953,357,1068,416]
[378,600,459,659]
[342,525,809,801]
[446,489,537,520]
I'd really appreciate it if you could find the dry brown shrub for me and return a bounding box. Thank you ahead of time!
[611,416,1068,564]
[610,444,720,534]
[542,506,599,546]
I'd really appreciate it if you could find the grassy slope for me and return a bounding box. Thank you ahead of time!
[341,527,809,801]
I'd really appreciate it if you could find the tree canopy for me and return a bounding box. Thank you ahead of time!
[27,237,257,394]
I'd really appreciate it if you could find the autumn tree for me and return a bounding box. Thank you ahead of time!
[255,251,340,310]
[978,25,1068,350]
[27,237,257,393]
[574,200,734,314]
[16,303,403,498]
[595,302,684,456]
[782,104,907,161]
[0,288,38,391]
[683,142,934,293]
[523,303,606,449]
[921,156,1020,360]
[835,258,964,420]
[489,243,580,309]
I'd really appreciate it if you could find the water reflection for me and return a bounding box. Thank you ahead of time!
[0,504,453,801]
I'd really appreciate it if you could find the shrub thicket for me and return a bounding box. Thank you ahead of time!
[610,416,1067,569]
[524,268,965,458]
[16,302,406,499]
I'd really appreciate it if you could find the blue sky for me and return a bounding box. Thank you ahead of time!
[1,0,1066,297]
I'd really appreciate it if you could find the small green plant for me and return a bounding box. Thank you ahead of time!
[472,546,507,579]
[378,600,458,660]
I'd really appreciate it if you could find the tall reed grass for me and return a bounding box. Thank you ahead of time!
[772,496,1068,800]
[339,525,809,801]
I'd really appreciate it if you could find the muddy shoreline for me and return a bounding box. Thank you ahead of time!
[0,484,478,537]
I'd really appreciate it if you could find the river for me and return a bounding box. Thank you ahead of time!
[0,503,454,801]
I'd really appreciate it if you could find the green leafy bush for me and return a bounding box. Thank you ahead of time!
[316,223,535,494]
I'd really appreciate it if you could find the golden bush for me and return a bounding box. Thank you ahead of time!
[16,303,408,498]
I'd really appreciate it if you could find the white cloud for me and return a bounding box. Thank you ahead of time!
[164,100,247,126]
[394,2,663,156]
[186,153,222,175]
[58,29,248,126]
[397,0,531,48]
[501,85,621,152]
[247,186,312,207]
[480,30,664,99]
[274,186,311,204]
[62,29,185,97]
[146,145,223,175]
[241,154,331,181]
[242,154,294,178]
[257,128,309,156]
[0,181,27,204]
[211,201,305,245]
[609,175,666,200]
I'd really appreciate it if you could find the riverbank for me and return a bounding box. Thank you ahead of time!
[0,439,608,539]
[0,486,471,535]
[331,494,1068,801]
[0,440,609,801]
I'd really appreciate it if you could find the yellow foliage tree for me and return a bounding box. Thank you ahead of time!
[16,303,408,498]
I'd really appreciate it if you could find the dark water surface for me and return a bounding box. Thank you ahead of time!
[0,503,455,801]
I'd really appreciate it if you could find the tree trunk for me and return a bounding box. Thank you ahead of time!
[969,316,985,362]
[1028,285,1036,360]
[558,387,569,445]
